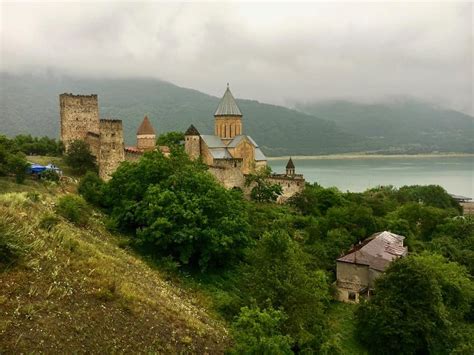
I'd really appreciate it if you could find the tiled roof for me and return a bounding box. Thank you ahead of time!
[137,116,155,135]
[214,84,242,116]
[337,231,407,272]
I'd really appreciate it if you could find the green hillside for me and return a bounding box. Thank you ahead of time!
[0,73,359,156]
[296,100,474,153]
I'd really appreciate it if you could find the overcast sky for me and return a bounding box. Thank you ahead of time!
[1,1,473,114]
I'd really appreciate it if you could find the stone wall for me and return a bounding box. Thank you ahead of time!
[98,119,125,180]
[336,261,370,303]
[136,134,156,152]
[215,116,242,140]
[185,135,201,160]
[85,132,100,158]
[208,165,245,189]
[60,94,99,150]
[267,174,305,203]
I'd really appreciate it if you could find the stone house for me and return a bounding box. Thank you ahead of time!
[336,231,408,303]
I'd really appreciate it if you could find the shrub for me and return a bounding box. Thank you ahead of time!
[230,306,293,355]
[7,152,29,183]
[56,195,90,226]
[78,172,105,206]
[40,169,60,182]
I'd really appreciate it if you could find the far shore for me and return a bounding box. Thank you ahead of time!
[266,152,474,161]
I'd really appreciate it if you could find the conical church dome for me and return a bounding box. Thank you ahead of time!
[214,84,242,116]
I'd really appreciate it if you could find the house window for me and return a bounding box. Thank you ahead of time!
[348,292,356,301]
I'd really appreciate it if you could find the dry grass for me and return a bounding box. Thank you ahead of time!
[0,183,229,353]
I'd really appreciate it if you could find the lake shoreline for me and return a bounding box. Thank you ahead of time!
[266,153,474,161]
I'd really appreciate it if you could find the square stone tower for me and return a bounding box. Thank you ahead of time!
[59,93,99,150]
[98,119,125,180]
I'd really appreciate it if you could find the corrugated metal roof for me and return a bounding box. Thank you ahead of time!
[255,148,267,161]
[200,135,226,148]
[209,148,232,159]
[337,231,407,272]
[227,135,245,148]
[247,136,259,147]
[214,85,242,116]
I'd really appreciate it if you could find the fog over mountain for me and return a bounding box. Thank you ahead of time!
[1,2,472,115]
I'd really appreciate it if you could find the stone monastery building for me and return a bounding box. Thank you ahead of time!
[59,85,304,200]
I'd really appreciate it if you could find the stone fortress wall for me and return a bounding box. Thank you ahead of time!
[60,94,99,151]
[59,91,305,201]
[98,119,125,180]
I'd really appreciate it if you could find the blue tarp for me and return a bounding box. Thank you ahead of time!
[28,163,62,175]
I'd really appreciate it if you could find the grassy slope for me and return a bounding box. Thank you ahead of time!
[0,178,229,353]
[327,302,367,355]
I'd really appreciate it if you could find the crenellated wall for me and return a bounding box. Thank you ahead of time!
[60,93,99,150]
[137,134,156,152]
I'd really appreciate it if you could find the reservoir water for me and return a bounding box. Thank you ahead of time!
[268,156,474,197]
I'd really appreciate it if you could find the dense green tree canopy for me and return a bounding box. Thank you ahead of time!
[241,230,330,350]
[230,306,293,355]
[101,150,250,269]
[356,254,474,354]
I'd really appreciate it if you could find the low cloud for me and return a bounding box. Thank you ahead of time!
[1,1,472,114]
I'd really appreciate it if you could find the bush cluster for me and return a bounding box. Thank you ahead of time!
[56,195,90,226]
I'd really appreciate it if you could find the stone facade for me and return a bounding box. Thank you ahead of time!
[183,85,305,201]
[267,174,305,203]
[59,94,158,180]
[98,119,125,180]
[336,231,408,303]
[60,94,99,151]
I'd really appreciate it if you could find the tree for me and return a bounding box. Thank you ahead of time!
[245,166,282,203]
[64,140,97,175]
[103,151,251,270]
[241,230,330,351]
[156,131,184,148]
[356,254,474,354]
[78,172,105,206]
[289,184,344,216]
[7,152,29,183]
[230,306,293,355]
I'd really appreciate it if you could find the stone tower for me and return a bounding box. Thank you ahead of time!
[286,157,295,176]
[214,84,243,142]
[136,115,156,152]
[98,119,125,180]
[184,124,201,160]
[59,93,99,150]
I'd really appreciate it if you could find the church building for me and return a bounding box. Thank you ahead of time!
[185,84,267,177]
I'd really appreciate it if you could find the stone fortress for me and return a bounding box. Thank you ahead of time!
[59,85,304,200]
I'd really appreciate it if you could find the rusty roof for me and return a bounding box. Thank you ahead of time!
[337,231,408,272]
[137,116,156,135]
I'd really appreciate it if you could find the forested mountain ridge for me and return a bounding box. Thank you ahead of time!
[1,73,472,155]
[0,73,359,156]
[295,100,474,154]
